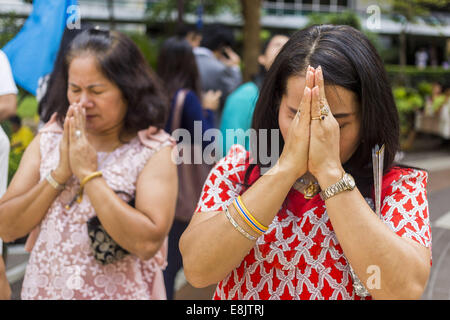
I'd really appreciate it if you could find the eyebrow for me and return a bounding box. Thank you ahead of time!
[69,82,106,89]
[333,112,355,119]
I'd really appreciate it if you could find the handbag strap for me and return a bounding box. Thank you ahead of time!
[170,89,188,132]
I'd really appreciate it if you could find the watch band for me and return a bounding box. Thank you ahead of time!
[46,171,65,191]
[319,173,355,201]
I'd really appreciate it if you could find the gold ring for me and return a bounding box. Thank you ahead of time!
[311,116,325,121]
[320,105,330,116]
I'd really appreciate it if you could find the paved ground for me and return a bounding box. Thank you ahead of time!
[5,135,450,300]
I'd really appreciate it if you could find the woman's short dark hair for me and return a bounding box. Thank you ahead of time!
[156,36,202,100]
[47,29,168,136]
[245,25,400,193]
[200,24,235,51]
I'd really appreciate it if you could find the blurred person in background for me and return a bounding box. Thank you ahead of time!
[0,48,18,300]
[176,24,202,49]
[9,115,34,155]
[0,29,177,300]
[220,34,289,156]
[194,24,242,123]
[157,36,221,300]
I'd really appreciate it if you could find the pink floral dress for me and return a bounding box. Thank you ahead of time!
[21,122,175,300]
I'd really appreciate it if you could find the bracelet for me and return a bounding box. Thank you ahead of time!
[76,171,103,203]
[225,207,256,241]
[232,196,268,235]
[46,171,65,191]
[80,171,103,188]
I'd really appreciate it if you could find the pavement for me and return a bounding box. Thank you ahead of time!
[5,134,450,300]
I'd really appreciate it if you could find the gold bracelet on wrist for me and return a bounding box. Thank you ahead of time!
[76,171,103,203]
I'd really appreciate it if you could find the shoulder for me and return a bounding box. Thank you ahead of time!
[210,144,250,184]
[37,120,63,152]
[38,119,63,135]
[227,82,258,102]
[137,126,176,151]
[183,90,201,105]
[382,166,428,196]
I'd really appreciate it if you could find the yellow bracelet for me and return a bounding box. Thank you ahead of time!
[232,196,268,235]
[76,171,103,203]
[80,171,103,188]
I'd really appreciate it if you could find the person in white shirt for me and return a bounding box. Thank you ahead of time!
[0,49,18,300]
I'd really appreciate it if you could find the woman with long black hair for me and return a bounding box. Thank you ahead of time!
[180,25,432,300]
[157,36,221,300]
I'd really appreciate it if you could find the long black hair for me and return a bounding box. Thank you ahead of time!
[245,25,400,197]
[41,28,168,136]
[156,36,202,100]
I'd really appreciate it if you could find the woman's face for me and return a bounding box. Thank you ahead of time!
[278,76,361,165]
[67,54,127,134]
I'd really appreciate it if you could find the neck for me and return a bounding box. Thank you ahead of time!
[86,125,129,152]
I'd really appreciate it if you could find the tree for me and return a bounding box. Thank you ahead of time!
[387,0,448,68]
[241,0,262,82]
[107,0,115,30]
[147,0,262,83]
[148,0,240,24]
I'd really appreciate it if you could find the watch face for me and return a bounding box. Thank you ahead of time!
[346,174,356,189]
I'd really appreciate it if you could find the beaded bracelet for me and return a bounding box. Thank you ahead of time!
[232,196,268,235]
[225,207,256,241]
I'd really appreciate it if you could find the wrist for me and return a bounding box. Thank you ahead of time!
[315,166,345,190]
[270,160,302,185]
[277,156,307,180]
[52,167,71,184]
[77,169,98,183]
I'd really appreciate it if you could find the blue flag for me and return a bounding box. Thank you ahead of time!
[2,0,79,95]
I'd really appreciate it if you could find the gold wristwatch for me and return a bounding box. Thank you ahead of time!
[319,173,356,201]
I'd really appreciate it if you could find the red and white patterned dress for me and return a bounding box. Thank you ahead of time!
[195,145,432,300]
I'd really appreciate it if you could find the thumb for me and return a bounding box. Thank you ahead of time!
[62,116,70,145]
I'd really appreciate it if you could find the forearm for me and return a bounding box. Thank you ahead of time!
[180,163,297,287]
[0,179,60,242]
[0,257,11,300]
[84,177,165,260]
[318,170,429,299]
[0,94,17,121]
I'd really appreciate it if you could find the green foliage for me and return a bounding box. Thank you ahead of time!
[393,87,424,114]
[306,10,362,30]
[385,65,450,87]
[16,95,38,119]
[388,0,449,22]
[127,32,163,70]
[147,0,240,22]
[431,94,446,112]
[0,11,24,48]
[417,81,432,97]
[393,86,424,137]
[8,151,22,185]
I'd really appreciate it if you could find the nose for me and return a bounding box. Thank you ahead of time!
[78,92,94,109]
